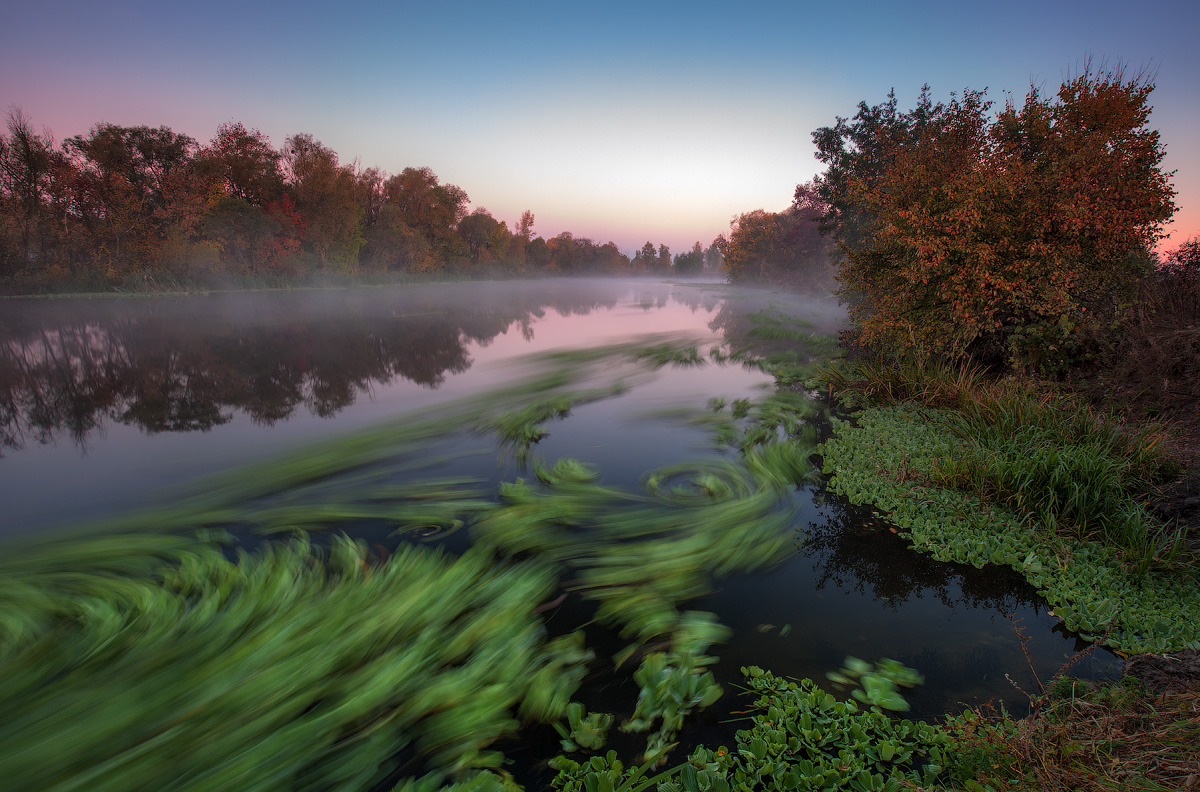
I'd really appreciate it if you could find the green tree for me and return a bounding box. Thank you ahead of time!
[673,242,705,275]
[705,238,725,273]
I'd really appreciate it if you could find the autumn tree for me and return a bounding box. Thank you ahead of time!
[633,241,657,273]
[0,109,60,273]
[595,241,629,273]
[196,122,283,206]
[381,167,469,266]
[656,244,671,273]
[458,207,501,263]
[814,65,1176,367]
[65,124,200,271]
[281,133,363,268]
[506,210,535,266]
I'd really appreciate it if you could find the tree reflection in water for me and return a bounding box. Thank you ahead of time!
[0,282,646,455]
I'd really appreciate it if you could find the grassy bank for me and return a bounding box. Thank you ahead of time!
[804,355,1199,791]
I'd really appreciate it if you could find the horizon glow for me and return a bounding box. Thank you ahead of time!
[2,0,1197,255]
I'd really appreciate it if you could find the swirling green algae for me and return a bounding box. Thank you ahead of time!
[819,405,1200,655]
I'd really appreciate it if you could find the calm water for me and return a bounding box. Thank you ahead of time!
[0,277,1118,762]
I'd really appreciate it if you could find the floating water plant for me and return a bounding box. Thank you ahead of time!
[554,703,614,753]
[621,612,729,764]
[825,657,925,712]
[0,538,590,791]
[0,327,842,788]
[820,404,1200,654]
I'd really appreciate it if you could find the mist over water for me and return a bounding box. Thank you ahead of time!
[0,279,839,529]
[0,277,1119,781]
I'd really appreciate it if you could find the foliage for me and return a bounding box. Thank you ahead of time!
[814,355,1183,567]
[0,338,835,786]
[0,536,588,791]
[719,193,837,293]
[0,112,637,291]
[825,657,924,713]
[549,751,678,792]
[554,703,614,753]
[672,242,706,276]
[813,66,1176,367]
[662,666,954,792]
[621,612,729,764]
[484,396,575,462]
[1077,236,1200,433]
[636,343,705,368]
[934,390,1179,559]
[819,404,1200,654]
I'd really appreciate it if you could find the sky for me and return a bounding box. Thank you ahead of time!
[2,0,1198,257]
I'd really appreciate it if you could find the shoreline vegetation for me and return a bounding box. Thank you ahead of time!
[4,61,1199,789]
[1,301,1196,790]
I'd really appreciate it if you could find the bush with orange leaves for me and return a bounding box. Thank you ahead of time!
[814,64,1176,370]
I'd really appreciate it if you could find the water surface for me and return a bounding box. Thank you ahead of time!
[0,277,1118,767]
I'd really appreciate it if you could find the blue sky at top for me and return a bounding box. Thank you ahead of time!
[3,0,1197,255]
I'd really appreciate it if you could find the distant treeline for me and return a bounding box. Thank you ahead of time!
[0,113,726,291]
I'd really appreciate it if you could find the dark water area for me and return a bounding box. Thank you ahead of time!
[1,279,797,530]
[0,278,1120,783]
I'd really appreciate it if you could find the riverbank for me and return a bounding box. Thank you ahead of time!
[0,264,555,298]
[810,355,1200,791]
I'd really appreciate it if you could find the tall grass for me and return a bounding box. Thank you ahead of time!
[817,356,1185,572]
[935,389,1183,573]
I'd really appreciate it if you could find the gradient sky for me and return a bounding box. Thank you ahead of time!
[3,0,1197,256]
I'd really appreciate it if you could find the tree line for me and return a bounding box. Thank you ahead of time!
[0,114,723,288]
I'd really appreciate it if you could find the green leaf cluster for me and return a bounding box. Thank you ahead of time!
[661,666,952,792]
[825,657,924,712]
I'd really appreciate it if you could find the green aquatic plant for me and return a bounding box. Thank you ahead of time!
[486,396,574,461]
[621,612,729,764]
[820,405,1200,654]
[549,751,679,792]
[636,344,706,368]
[660,666,953,792]
[825,657,925,713]
[554,703,614,753]
[0,537,589,791]
[0,328,844,788]
[393,770,524,792]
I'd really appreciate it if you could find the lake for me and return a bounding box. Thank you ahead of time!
[0,277,1119,787]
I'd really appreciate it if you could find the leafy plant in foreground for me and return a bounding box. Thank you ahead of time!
[554,703,614,753]
[0,537,588,791]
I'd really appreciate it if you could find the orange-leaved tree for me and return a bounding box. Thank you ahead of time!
[814,65,1176,368]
